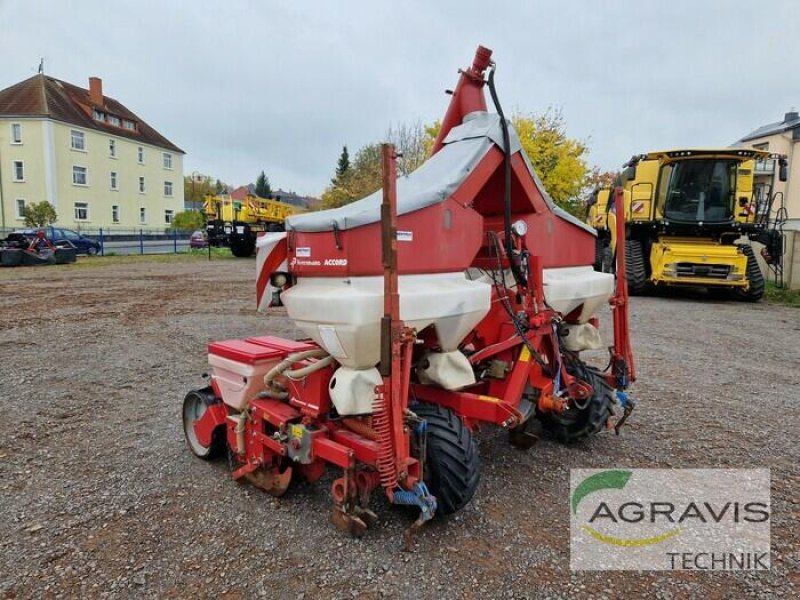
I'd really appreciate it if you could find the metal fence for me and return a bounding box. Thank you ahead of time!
[1,226,207,256]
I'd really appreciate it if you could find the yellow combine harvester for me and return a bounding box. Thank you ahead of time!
[204,193,306,257]
[587,149,787,300]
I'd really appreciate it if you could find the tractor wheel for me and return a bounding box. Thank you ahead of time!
[413,403,480,515]
[182,388,226,459]
[538,367,614,443]
[230,237,255,258]
[593,237,604,272]
[600,245,614,274]
[734,244,765,302]
[625,239,649,295]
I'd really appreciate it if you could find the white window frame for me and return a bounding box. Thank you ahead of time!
[12,160,24,182]
[137,146,144,164]
[138,176,146,193]
[164,181,173,197]
[72,165,88,186]
[109,138,116,158]
[163,153,173,169]
[74,202,89,221]
[93,109,105,122]
[10,123,22,144]
[164,209,174,225]
[15,198,25,219]
[139,207,147,224]
[70,129,86,151]
[112,205,120,224]
[124,120,136,131]
[110,171,118,190]
[108,115,120,127]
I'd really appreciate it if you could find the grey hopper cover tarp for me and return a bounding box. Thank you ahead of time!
[286,112,592,234]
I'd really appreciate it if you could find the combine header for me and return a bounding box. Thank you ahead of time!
[183,46,636,546]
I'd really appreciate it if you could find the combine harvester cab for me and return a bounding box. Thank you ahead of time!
[594,149,788,300]
[184,45,636,545]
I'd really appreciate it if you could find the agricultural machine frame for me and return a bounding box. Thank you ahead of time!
[184,46,636,547]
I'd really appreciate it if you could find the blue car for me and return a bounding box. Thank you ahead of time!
[17,227,101,255]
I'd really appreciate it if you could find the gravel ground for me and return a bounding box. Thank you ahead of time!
[0,258,798,599]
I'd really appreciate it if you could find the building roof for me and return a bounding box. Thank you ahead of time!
[739,111,800,143]
[0,74,184,153]
[230,185,250,201]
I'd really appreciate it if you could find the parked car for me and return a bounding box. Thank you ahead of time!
[16,227,101,255]
[189,230,208,249]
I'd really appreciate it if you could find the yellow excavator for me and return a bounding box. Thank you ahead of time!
[586,149,787,300]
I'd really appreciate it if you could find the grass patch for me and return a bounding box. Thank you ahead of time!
[765,281,800,307]
[69,247,239,268]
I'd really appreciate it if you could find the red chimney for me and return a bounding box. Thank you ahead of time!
[89,77,103,106]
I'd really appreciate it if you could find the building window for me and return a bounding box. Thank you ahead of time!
[163,153,173,169]
[164,209,174,225]
[112,205,120,223]
[12,160,24,181]
[139,176,146,193]
[92,109,105,122]
[109,139,116,158]
[73,166,88,186]
[137,146,144,163]
[71,130,85,151]
[11,123,22,144]
[164,181,173,196]
[110,171,118,190]
[139,207,146,223]
[108,115,120,127]
[123,119,136,131]
[16,199,25,219]
[74,202,89,221]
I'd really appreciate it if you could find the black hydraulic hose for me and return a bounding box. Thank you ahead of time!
[487,64,526,289]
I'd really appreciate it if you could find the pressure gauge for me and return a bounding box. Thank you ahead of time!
[511,220,528,237]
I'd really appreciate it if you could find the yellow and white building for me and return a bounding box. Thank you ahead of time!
[0,74,184,230]
[737,110,800,289]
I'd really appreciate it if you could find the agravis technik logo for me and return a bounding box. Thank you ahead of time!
[570,469,770,571]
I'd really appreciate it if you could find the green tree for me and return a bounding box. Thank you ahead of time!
[215,179,226,194]
[22,201,58,227]
[184,175,214,209]
[511,109,590,217]
[255,171,272,198]
[171,210,206,231]
[321,121,438,209]
[335,146,350,182]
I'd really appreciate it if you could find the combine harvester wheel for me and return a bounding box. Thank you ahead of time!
[734,244,765,302]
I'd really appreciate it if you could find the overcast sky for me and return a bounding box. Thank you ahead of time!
[2,0,798,197]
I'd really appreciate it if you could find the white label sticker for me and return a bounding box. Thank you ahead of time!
[296,247,311,258]
[235,226,245,234]
[397,230,413,242]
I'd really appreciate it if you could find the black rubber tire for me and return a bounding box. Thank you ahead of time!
[230,236,255,257]
[734,244,764,302]
[412,403,480,515]
[182,388,226,460]
[55,247,77,264]
[86,246,98,256]
[1,249,23,267]
[538,367,614,443]
[21,249,56,266]
[593,236,605,272]
[624,239,649,295]
[600,246,614,274]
